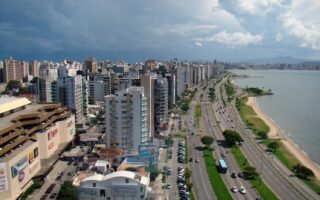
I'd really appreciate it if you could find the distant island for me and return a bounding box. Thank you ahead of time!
[224,57,320,70]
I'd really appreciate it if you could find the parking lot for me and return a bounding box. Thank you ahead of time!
[27,158,78,200]
[164,138,192,200]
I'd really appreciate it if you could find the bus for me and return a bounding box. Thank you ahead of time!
[218,159,227,173]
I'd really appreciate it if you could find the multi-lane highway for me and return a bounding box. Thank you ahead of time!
[186,80,259,200]
[214,75,319,200]
[201,97,259,200]
[185,95,217,200]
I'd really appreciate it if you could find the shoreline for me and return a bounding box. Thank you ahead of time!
[247,96,320,181]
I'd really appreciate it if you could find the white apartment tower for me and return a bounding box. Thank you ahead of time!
[56,75,84,124]
[105,87,147,153]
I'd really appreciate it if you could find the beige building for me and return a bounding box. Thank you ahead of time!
[0,97,75,200]
[2,58,29,83]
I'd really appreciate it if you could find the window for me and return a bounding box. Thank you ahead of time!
[107,198,111,200]
[92,182,96,187]
[100,189,105,197]
[125,178,129,183]
[140,194,145,199]
[140,187,143,192]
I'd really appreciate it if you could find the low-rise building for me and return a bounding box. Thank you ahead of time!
[77,171,151,200]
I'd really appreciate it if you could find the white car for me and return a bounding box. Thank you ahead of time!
[195,158,200,163]
[240,186,246,194]
[166,184,171,189]
[231,186,238,193]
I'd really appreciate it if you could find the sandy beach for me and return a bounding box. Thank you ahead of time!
[247,96,320,181]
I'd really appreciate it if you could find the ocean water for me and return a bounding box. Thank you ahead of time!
[230,70,320,165]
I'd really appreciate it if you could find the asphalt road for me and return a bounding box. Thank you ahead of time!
[201,98,259,200]
[214,75,319,200]
[186,96,217,200]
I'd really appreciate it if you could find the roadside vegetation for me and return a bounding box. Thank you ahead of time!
[236,96,320,193]
[201,135,214,147]
[222,130,243,146]
[195,104,202,126]
[236,97,270,135]
[176,89,197,112]
[245,87,273,96]
[225,80,235,102]
[208,87,216,102]
[203,148,233,200]
[20,179,43,200]
[57,181,78,200]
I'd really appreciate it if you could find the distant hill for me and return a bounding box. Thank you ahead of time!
[242,56,305,65]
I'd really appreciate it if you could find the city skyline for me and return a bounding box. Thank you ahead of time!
[0,0,320,62]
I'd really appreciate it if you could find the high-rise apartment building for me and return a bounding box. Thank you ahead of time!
[154,76,168,136]
[2,58,27,82]
[29,60,40,77]
[85,57,98,73]
[88,75,111,102]
[55,75,84,124]
[105,87,147,153]
[140,74,155,141]
[165,73,176,108]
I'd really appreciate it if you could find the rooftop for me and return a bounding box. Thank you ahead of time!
[0,96,31,114]
[82,171,149,186]
[0,103,44,129]
[79,133,103,142]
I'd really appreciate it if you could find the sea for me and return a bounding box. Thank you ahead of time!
[230,70,320,165]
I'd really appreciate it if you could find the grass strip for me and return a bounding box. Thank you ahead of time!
[236,96,270,135]
[231,147,279,200]
[195,104,202,127]
[189,189,195,200]
[203,148,233,200]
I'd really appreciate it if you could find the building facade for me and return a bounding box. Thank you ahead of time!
[55,75,84,124]
[105,87,147,153]
[154,76,168,136]
[77,171,151,200]
[0,97,75,200]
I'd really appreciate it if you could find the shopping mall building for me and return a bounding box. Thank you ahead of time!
[0,97,75,200]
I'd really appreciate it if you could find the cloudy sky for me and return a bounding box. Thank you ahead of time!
[0,0,319,62]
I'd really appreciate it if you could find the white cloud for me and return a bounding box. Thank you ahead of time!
[154,23,216,36]
[199,30,263,48]
[237,0,283,15]
[281,0,320,50]
[195,42,203,47]
[276,33,283,41]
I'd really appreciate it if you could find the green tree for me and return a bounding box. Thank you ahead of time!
[184,168,192,179]
[88,96,95,105]
[293,164,314,180]
[201,136,214,146]
[30,77,39,84]
[57,181,78,200]
[258,131,268,140]
[147,164,159,181]
[267,141,279,152]
[243,166,259,180]
[6,80,22,91]
[223,130,243,146]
